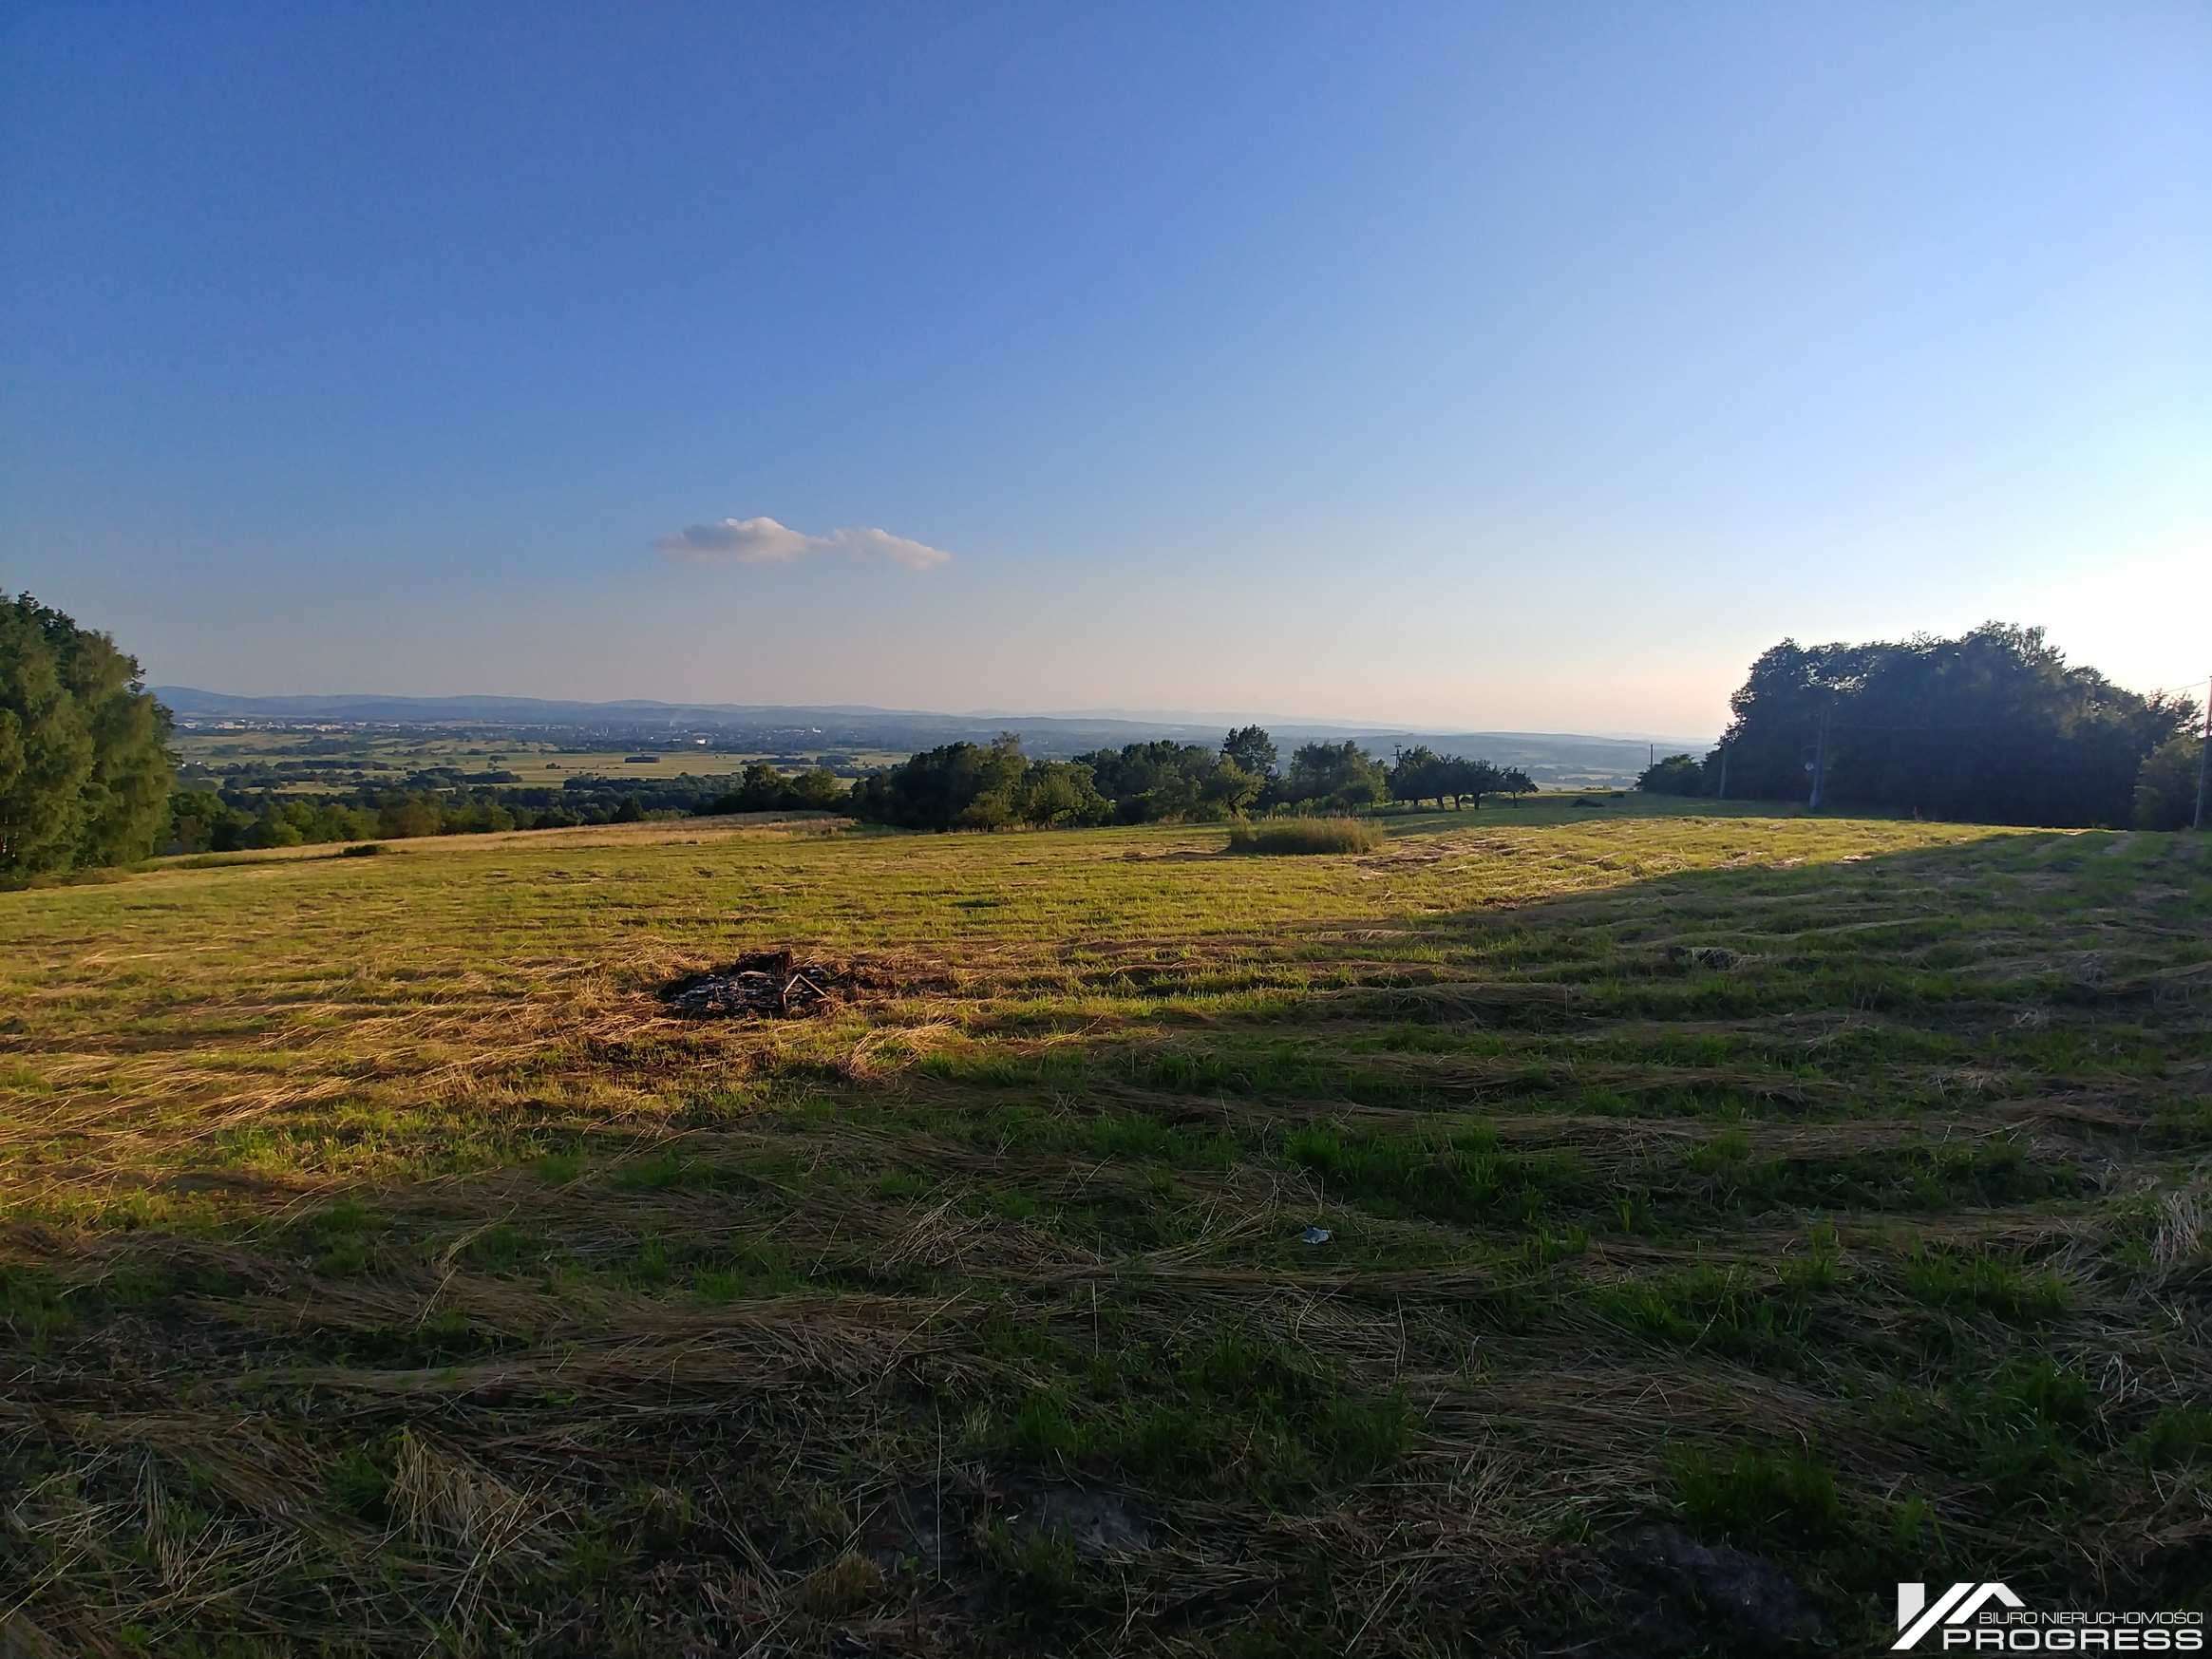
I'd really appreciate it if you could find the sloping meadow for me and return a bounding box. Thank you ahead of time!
[2,805,2206,1654]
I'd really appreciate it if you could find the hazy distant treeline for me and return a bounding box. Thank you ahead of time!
[1635,624,2201,828]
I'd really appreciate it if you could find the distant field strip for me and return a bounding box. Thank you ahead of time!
[1,805,2205,1656]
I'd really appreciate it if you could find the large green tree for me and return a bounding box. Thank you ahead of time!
[1283,741,1389,809]
[2132,733,2205,830]
[1389,745,1445,806]
[0,594,173,875]
[1221,725,1277,781]
[1712,624,2194,826]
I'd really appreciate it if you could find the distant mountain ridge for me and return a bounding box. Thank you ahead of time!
[154,688,918,723]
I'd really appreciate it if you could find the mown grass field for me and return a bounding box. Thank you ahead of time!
[3,801,2207,1655]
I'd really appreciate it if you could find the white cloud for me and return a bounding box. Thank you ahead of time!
[655,516,953,572]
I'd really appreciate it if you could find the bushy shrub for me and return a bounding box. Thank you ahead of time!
[1636,753,1707,796]
[1224,818,1386,855]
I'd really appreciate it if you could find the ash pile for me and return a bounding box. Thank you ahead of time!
[660,950,856,1019]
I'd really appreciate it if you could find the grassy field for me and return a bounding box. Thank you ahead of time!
[3,801,2207,1654]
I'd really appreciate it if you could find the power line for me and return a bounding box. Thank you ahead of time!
[2122,669,2212,704]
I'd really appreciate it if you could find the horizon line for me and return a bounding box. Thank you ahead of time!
[149,685,1717,747]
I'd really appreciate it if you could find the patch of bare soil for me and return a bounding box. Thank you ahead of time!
[1003,1480,1155,1555]
[856,1475,1155,1575]
[1604,1523,1829,1653]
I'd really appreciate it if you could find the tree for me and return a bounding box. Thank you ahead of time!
[1068,740,1257,822]
[732,762,790,810]
[1440,757,1511,808]
[788,767,845,810]
[1711,625,2194,826]
[251,804,306,847]
[1390,748,1511,809]
[1636,753,1707,796]
[1222,725,1277,781]
[0,594,173,876]
[1017,760,1110,828]
[1389,745,1445,806]
[2133,734,2205,830]
[852,734,1267,831]
[167,788,232,854]
[1201,757,1262,818]
[376,794,444,838]
[847,734,1030,830]
[953,733,1029,830]
[1284,741,1389,809]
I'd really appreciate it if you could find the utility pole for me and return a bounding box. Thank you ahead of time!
[1808,698,1832,811]
[2195,676,2209,832]
[1716,740,1730,801]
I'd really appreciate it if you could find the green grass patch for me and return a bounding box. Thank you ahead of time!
[1224,818,1388,855]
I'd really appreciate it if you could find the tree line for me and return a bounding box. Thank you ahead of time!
[162,762,855,853]
[844,727,1533,831]
[167,786,611,851]
[1634,623,2202,828]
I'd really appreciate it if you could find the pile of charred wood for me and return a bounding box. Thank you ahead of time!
[660,950,854,1019]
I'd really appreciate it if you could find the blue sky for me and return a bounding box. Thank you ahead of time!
[4,1,2206,735]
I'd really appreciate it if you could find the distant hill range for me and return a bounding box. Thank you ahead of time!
[152,688,1710,789]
